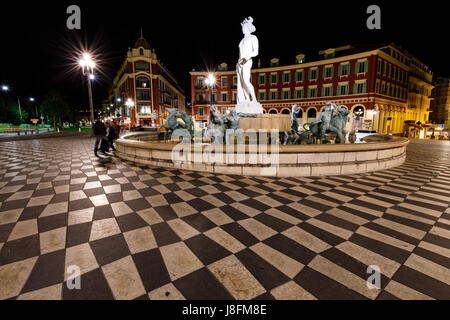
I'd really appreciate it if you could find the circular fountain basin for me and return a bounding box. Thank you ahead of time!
[115,133,409,177]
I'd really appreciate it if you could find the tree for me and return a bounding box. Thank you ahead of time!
[39,91,71,128]
[0,97,28,125]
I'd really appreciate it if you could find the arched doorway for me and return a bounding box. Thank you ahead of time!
[307,108,317,123]
[269,109,278,114]
[281,108,290,115]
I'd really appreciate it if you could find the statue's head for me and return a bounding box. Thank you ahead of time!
[241,16,256,34]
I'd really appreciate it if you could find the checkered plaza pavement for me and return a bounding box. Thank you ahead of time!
[0,137,449,300]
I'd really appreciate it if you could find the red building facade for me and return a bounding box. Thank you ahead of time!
[190,44,421,134]
[109,33,186,128]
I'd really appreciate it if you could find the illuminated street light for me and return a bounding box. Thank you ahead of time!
[205,73,216,110]
[1,85,9,92]
[78,52,96,125]
[29,97,35,102]
[126,98,134,108]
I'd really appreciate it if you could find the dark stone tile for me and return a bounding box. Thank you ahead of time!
[187,198,215,212]
[219,205,248,221]
[0,223,14,243]
[105,193,123,204]
[66,222,92,248]
[93,205,115,221]
[0,235,40,265]
[49,193,69,204]
[154,205,178,221]
[83,188,105,198]
[240,198,271,212]
[263,234,316,265]
[294,267,367,300]
[185,234,232,265]
[125,199,151,212]
[174,268,234,300]
[236,249,290,291]
[0,199,29,211]
[220,222,259,247]
[63,268,114,300]
[151,222,181,247]
[132,249,171,292]
[38,213,68,233]
[19,206,46,221]
[299,222,345,246]
[89,234,130,266]
[69,198,94,211]
[349,233,411,263]
[253,213,293,232]
[21,249,65,293]
[392,265,450,300]
[181,214,216,232]
[116,213,148,233]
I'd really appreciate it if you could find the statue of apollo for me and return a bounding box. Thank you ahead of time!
[235,17,263,114]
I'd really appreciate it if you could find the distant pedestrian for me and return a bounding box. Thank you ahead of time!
[93,119,107,156]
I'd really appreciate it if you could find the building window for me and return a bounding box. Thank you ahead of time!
[258,91,266,100]
[136,76,150,88]
[283,72,291,83]
[295,70,304,82]
[270,74,278,84]
[377,60,382,73]
[198,107,205,117]
[323,86,333,97]
[356,60,369,73]
[233,92,237,102]
[221,77,228,88]
[324,66,334,78]
[135,62,149,71]
[233,76,237,86]
[270,91,278,100]
[196,77,205,88]
[337,84,349,96]
[308,87,318,98]
[139,48,144,56]
[282,89,291,100]
[138,103,151,114]
[258,74,266,85]
[309,69,318,80]
[196,93,206,103]
[220,92,229,102]
[137,90,150,101]
[222,107,228,115]
[354,82,367,94]
[294,88,304,99]
[211,93,217,103]
[375,81,380,93]
[338,64,350,76]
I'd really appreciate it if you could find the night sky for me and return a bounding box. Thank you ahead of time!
[0,1,448,112]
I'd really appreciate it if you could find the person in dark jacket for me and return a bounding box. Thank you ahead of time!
[93,120,107,156]
[106,122,118,151]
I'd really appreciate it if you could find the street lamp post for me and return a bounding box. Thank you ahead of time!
[79,53,96,126]
[126,98,134,131]
[205,73,216,115]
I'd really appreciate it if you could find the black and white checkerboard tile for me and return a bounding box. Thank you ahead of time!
[0,138,449,300]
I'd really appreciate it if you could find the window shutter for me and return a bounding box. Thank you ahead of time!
[330,66,334,77]
[364,61,369,73]
[363,82,367,93]
[355,62,360,73]
[308,69,312,81]
[353,83,357,94]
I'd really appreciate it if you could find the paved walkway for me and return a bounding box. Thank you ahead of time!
[0,137,449,300]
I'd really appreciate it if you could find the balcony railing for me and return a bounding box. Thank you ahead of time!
[195,85,207,90]
[195,100,210,105]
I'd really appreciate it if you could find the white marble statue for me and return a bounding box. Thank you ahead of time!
[235,17,263,114]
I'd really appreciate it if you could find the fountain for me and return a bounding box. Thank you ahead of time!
[115,17,409,177]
